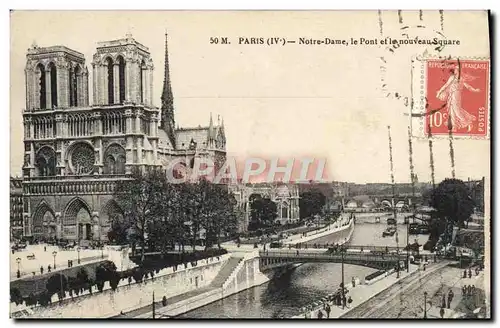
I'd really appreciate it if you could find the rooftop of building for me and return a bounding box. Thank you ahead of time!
[27,44,85,59]
[96,33,149,53]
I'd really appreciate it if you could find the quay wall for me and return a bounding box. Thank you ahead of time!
[158,221,356,317]
[12,253,231,318]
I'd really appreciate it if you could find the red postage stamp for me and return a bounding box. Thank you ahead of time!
[424,59,490,138]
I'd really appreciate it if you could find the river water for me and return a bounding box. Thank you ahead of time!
[179,214,429,318]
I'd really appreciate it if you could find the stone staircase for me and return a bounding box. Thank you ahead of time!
[210,257,242,288]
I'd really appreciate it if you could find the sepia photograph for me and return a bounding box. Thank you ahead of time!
[8,9,491,319]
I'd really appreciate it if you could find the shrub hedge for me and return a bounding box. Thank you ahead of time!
[365,270,386,281]
[10,248,227,309]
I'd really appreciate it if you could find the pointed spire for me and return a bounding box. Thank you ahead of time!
[160,31,176,148]
[208,112,215,140]
[161,31,175,127]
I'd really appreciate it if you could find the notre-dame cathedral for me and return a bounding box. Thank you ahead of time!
[21,33,226,242]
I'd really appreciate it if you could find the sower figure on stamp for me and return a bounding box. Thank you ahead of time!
[436,66,480,132]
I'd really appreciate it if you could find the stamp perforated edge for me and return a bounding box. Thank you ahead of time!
[410,55,491,140]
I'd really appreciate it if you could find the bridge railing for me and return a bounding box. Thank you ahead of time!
[259,250,405,262]
[274,243,402,254]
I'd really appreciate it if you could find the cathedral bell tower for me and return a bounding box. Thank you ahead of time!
[24,43,89,111]
[91,33,154,106]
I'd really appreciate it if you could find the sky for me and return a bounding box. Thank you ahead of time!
[9,10,490,183]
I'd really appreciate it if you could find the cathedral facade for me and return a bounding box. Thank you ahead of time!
[21,33,226,242]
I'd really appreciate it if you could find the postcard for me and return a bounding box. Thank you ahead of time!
[9,10,490,319]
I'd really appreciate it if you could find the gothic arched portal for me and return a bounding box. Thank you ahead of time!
[63,198,92,240]
[32,201,56,237]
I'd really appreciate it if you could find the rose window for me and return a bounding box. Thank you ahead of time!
[70,143,95,175]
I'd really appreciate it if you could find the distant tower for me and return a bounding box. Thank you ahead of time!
[160,32,176,147]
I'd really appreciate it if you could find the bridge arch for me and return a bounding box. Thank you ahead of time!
[381,199,392,208]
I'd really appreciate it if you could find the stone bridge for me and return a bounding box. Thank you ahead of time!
[259,247,407,271]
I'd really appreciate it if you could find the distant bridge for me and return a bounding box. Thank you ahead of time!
[342,194,424,209]
[259,247,407,271]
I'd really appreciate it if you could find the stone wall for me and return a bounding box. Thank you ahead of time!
[158,251,270,317]
[14,253,231,318]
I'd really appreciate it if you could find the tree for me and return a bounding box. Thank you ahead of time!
[299,190,326,219]
[430,178,475,243]
[46,273,68,300]
[201,184,238,249]
[107,214,132,245]
[114,167,165,262]
[10,287,23,305]
[249,196,277,231]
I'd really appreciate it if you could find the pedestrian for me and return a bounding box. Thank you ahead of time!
[317,310,324,319]
[441,294,446,308]
[347,296,353,307]
[296,250,299,256]
[325,303,331,318]
[44,246,47,252]
[462,286,466,296]
[471,285,476,295]
[447,289,454,309]
[352,277,356,288]
[40,266,44,275]
[47,264,51,273]
[467,285,471,296]
[468,268,472,279]
[440,307,445,318]
[463,270,467,278]
[475,267,480,276]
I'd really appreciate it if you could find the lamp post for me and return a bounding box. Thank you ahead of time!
[406,223,410,273]
[152,291,156,319]
[341,245,345,309]
[52,251,57,269]
[16,257,21,278]
[424,291,428,319]
[77,247,81,264]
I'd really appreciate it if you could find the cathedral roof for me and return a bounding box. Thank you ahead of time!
[175,126,210,150]
[158,128,174,149]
